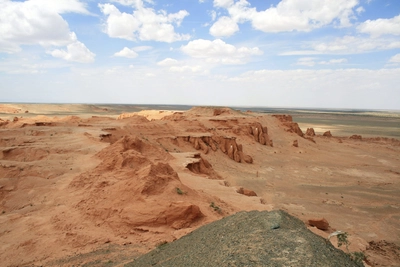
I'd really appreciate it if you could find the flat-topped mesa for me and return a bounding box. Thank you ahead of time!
[186,106,244,117]
[248,122,273,147]
[178,134,252,163]
[272,115,304,137]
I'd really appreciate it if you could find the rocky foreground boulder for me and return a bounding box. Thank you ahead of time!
[125,210,362,267]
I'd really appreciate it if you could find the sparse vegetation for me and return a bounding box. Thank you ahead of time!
[176,187,185,195]
[334,231,365,266]
[210,202,221,213]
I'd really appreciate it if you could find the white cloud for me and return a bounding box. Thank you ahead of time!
[49,41,95,63]
[389,53,400,63]
[209,16,239,37]
[356,6,365,14]
[99,1,190,43]
[0,0,79,52]
[210,10,217,21]
[214,0,234,8]
[296,57,316,66]
[0,0,95,63]
[296,57,347,66]
[319,58,347,65]
[157,58,179,66]
[211,0,360,35]
[357,14,400,37]
[181,39,263,64]
[312,35,400,54]
[114,47,138,58]
[30,0,91,14]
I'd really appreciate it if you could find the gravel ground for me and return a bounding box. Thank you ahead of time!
[125,210,362,267]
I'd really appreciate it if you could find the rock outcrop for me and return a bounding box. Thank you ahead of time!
[349,135,362,140]
[126,210,360,267]
[178,135,253,163]
[323,131,333,137]
[273,115,304,137]
[308,218,330,230]
[185,153,222,179]
[236,187,257,196]
[293,140,299,147]
[248,122,273,146]
[306,128,316,136]
[70,135,205,231]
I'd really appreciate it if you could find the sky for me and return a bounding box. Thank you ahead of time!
[0,0,400,110]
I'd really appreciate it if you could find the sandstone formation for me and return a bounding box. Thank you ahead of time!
[185,153,222,179]
[69,135,206,231]
[248,122,273,146]
[1,104,398,267]
[236,187,257,196]
[273,115,304,137]
[293,140,299,147]
[308,218,330,230]
[178,135,253,163]
[350,135,362,140]
[306,128,316,136]
[323,131,333,137]
[0,118,8,127]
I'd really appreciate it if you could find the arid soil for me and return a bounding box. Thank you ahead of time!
[0,104,399,266]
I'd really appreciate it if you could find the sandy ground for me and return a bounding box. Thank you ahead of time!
[0,104,399,266]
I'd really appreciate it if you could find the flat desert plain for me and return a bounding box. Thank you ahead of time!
[0,104,399,266]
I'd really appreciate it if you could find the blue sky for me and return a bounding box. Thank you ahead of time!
[1,0,400,109]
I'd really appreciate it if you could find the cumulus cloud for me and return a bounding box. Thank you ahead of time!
[357,14,400,37]
[0,0,95,62]
[157,58,179,66]
[210,0,360,36]
[214,0,234,8]
[209,16,239,37]
[114,47,139,58]
[99,0,190,43]
[49,41,95,63]
[389,53,400,63]
[181,39,263,64]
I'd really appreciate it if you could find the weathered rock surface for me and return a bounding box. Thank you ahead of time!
[126,210,360,267]
[350,135,362,140]
[179,135,253,163]
[293,140,299,147]
[273,115,304,137]
[323,131,333,137]
[306,128,316,136]
[308,218,330,230]
[236,187,257,196]
[249,122,273,146]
